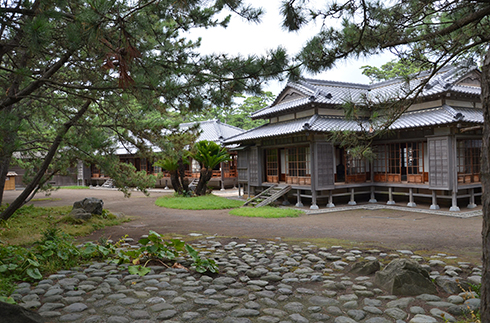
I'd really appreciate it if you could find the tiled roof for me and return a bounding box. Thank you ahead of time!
[253,66,481,119]
[180,120,244,143]
[225,105,483,143]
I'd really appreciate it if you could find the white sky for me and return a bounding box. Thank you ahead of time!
[190,1,396,95]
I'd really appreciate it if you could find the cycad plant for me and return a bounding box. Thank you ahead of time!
[191,140,230,196]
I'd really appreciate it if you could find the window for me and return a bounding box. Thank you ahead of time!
[266,149,278,176]
[287,146,310,177]
[373,142,425,183]
[457,139,481,183]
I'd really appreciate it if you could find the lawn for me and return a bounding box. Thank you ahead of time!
[0,204,130,246]
[229,206,304,218]
[155,194,244,210]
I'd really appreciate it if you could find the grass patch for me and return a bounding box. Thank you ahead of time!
[155,194,243,210]
[60,186,90,189]
[0,204,130,246]
[31,197,62,202]
[229,206,304,218]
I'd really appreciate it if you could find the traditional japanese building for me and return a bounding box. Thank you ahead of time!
[225,66,483,211]
[87,119,244,189]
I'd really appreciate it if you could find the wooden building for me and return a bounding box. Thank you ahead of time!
[89,120,244,189]
[225,66,483,211]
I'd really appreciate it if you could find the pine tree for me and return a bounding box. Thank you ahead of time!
[0,0,293,221]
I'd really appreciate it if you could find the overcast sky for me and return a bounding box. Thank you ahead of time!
[189,1,395,95]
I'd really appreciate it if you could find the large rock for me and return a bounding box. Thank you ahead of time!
[69,208,92,220]
[350,260,380,275]
[374,259,437,296]
[434,276,471,294]
[0,301,45,323]
[73,197,104,215]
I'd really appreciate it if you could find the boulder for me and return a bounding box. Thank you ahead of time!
[349,260,380,275]
[374,259,437,296]
[434,276,471,294]
[69,208,92,221]
[72,197,104,215]
[0,301,45,323]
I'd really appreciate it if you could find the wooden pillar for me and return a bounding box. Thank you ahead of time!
[467,188,477,209]
[309,142,318,210]
[387,187,395,205]
[369,186,377,203]
[220,162,225,191]
[348,188,356,205]
[430,190,440,210]
[449,189,460,212]
[238,183,241,197]
[310,189,319,209]
[407,188,416,207]
[327,190,335,208]
[295,189,303,207]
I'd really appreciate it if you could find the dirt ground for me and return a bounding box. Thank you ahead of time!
[2,188,483,263]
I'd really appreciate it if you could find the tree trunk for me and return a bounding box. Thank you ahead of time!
[481,49,490,322]
[196,167,212,196]
[0,107,20,206]
[177,158,189,192]
[0,100,91,221]
[169,170,183,195]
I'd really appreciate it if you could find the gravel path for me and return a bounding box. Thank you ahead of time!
[12,234,481,323]
[2,188,482,262]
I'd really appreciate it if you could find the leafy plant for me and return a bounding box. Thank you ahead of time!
[115,230,218,276]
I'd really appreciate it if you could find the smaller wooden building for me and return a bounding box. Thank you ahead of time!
[89,120,244,189]
[5,171,17,191]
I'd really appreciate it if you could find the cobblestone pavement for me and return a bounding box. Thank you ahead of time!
[13,235,481,323]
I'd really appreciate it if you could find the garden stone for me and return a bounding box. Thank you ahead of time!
[69,208,92,220]
[347,309,366,321]
[349,260,380,275]
[430,308,456,322]
[408,314,438,323]
[435,276,471,294]
[73,197,104,215]
[365,318,392,323]
[374,259,437,295]
[384,307,408,320]
[0,301,45,323]
[363,306,383,314]
[334,316,357,323]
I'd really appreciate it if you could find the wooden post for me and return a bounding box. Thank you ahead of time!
[387,187,395,205]
[449,189,460,211]
[295,189,304,207]
[220,162,225,191]
[468,188,477,209]
[430,190,440,210]
[327,190,335,208]
[407,188,416,207]
[348,188,356,205]
[369,186,377,203]
[238,183,241,197]
[310,189,319,209]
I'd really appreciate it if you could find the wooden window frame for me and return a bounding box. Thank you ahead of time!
[457,139,481,183]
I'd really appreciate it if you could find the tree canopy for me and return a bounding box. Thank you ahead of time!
[281,0,490,319]
[0,0,295,221]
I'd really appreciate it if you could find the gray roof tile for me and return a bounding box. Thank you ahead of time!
[225,105,483,143]
[253,66,481,119]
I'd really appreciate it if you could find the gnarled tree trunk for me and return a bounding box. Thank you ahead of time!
[481,48,490,322]
[195,167,212,196]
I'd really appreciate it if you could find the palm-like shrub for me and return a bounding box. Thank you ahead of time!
[191,140,230,196]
